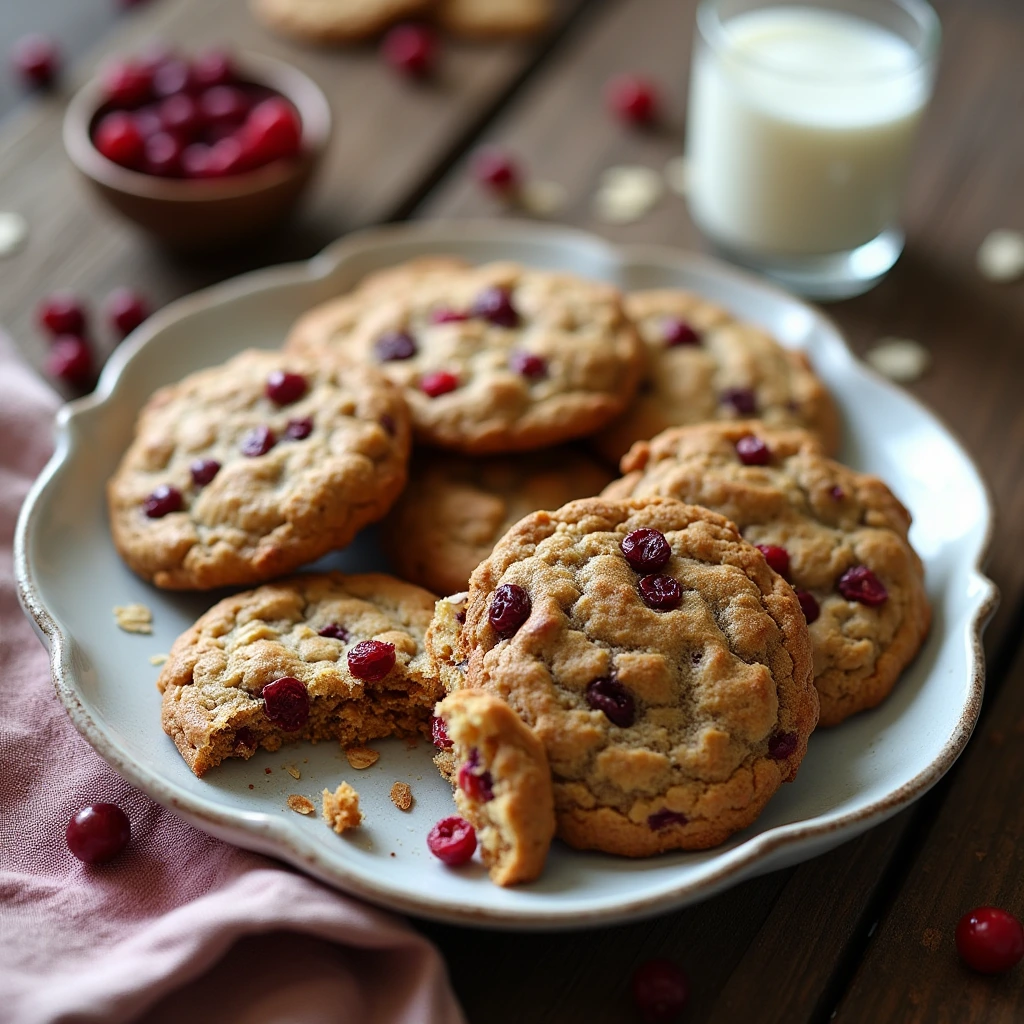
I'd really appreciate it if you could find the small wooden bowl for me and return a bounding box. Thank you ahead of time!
[63,52,331,250]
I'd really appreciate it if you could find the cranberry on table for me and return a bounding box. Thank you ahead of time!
[735,433,771,466]
[192,49,236,90]
[509,350,546,378]
[190,458,221,487]
[242,97,302,165]
[621,528,671,573]
[348,640,396,681]
[239,424,276,457]
[420,370,459,397]
[66,803,131,864]
[142,484,183,518]
[639,574,682,611]
[756,543,790,577]
[101,60,152,107]
[472,147,521,196]
[606,73,660,125]
[266,370,307,406]
[105,287,150,338]
[261,676,309,732]
[285,416,314,440]
[470,285,520,327]
[12,34,59,90]
[956,907,1024,974]
[382,23,436,77]
[631,959,689,1024]
[46,336,94,389]
[796,589,820,624]
[488,583,531,637]
[431,716,453,750]
[144,132,184,177]
[837,565,888,606]
[38,292,87,337]
[94,112,146,169]
[586,676,635,728]
[427,816,477,866]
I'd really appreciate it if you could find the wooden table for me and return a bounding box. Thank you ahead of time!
[3,1,1023,1020]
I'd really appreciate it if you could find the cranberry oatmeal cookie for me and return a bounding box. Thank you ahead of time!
[591,289,839,464]
[250,0,432,42]
[437,0,552,37]
[428,496,818,856]
[433,689,555,886]
[382,447,614,595]
[108,349,410,590]
[604,421,931,726]
[286,259,644,454]
[157,572,441,777]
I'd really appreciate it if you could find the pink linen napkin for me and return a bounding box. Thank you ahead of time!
[0,332,466,1024]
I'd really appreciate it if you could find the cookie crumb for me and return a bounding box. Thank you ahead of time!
[284,764,301,780]
[518,180,567,217]
[921,928,942,952]
[977,229,1024,282]
[248,784,254,790]
[148,653,168,666]
[287,794,315,815]
[345,746,380,770]
[322,782,362,834]
[975,850,987,861]
[390,781,413,811]
[265,767,273,774]
[114,603,153,634]
[866,338,930,383]
[593,166,663,224]
[664,156,689,197]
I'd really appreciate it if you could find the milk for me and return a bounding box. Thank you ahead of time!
[686,6,932,256]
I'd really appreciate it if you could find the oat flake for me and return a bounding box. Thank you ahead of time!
[114,603,153,634]
[148,653,168,666]
[518,180,567,217]
[345,746,380,770]
[866,338,931,383]
[287,794,315,815]
[593,166,663,224]
[390,782,413,811]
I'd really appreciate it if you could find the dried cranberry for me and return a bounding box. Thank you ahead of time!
[427,816,477,866]
[431,307,469,324]
[189,458,220,487]
[379,413,396,436]
[631,959,689,1024]
[767,731,798,760]
[639,574,682,611]
[621,528,671,573]
[240,425,276,457]
[488,583,531,637]
[586,676,635,727]
[381,23,436,77]
[233,726,257,751]
[431,716,453,750]
[420,370,459,397]
[347,640,396,681]
[722,387,758,416]
[796,590,820,624]
[735,434,770,465]
[266,370,307,405]
[956,907,1024,974]
[837,566,888,606]
[648,809,688,830]
[606,73,659,125]
[142,484,183,518]
[285,416,313,440]
[38,293,86,337]
[662,317,700,347]
[46,337,93,389]
[830,485,846,501]
[510,350,546,378]
[105,287,150,339]
[12,34,59,90]
[66,803,131,864]
[318,623,349,641]
[261,676,309,732]
[471,286,519,327]
[756,544,790,577]
[458,753,494,803]
[374,329,418,361]
[472,147,520,195]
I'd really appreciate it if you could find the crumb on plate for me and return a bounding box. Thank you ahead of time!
[287,794,315,816]
[148,653,168,666]
[390,781,413,811]
[114,603,152,634]
[284,764,301,780]
[322,782,362,834]
[345,746,380,770]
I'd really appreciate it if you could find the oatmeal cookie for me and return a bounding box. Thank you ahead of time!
[604,421,931,726]
[250,0,432,42]
[434,689,555,886]
[382,447,614,595]
[437,0,552,37]
[157,572,441,777]
[591,289,840,464]
[428,496,818,856]
[286,259,644,454]
[108,348,410,590]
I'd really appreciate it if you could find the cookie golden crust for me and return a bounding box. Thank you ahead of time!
[591,289,840,464]
[435,689,555,886]
[605,421,931,726]
[250,0,432,41]
[382,447,614,595]
[437,0,553,37]
[157,573,441,777]
[108,349,411,591]
[286,259,645,454]
[430,496,818,857]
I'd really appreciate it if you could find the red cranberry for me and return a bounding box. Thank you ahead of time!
[458,752,494,802]
[837,566,888,606]
[105,287,150,338]
[379,414,396,436]
[631,959,689,1024]
[285,416,314,440]
[199,85,250,126]
[94,112,145,169]
[46,336,94,389]
[144,131,183,176]
[722,387,758,416]
[472,147,520,195]
[66,803,131,864]
[639,574,682,611]
[427,816,477,866]
[180,142,212,178]
[606,73,659,125]
[420,370,459,397]
[190,458,220,487]
[158,93,200,136]
[382,23,436,77]
[586,676,635,727]
[240,425,276,457]
[134,105,164,138]
[142,484,183,518]
[431,307,469,324]
[830,484,845,501]
[431,716,453,750]
[735,434,771,466]
[242,97,302,165]
[266,370,307,405]
[206,137,249,177]
[621,528,671,573]
[261,676,309,732]
[38,293,86,337]
[471,286,520,327]
[956,907,1024,974]
[756,544,790,577]
[796,590,820,624]
[648,809,688,830]
[192,49,235,90]
[374,330,418,361]
[488,583,531,637]
[348,640,396,681]
[151,57,192,98]
[510,350,546,378]
[234,726,257,751]
[318,623,349,641]
[101,59,152,107]
[663,317,701,347]
[767,731,798,760]
[12,34,59,89]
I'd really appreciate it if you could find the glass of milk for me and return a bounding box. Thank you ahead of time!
[685,0,940,299]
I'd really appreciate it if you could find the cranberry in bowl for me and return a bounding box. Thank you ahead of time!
[63,50,330,249]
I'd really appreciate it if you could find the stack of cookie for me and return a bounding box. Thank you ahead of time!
[107,255,930,887]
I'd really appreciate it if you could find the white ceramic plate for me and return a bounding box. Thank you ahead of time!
[15,221,997,929]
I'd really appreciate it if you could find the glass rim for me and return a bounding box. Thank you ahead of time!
[695,0,942,83]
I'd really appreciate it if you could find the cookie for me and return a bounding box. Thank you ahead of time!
[157,572,441,777]
[434,689,555,886]
[604,421,931,726]
[108,349,410,590]
[437,0,552,37]
[427,496,818,856]
[382,447,614,595]
[286,259,645,454]
[591,289,840,464]
[250,0,432,42]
